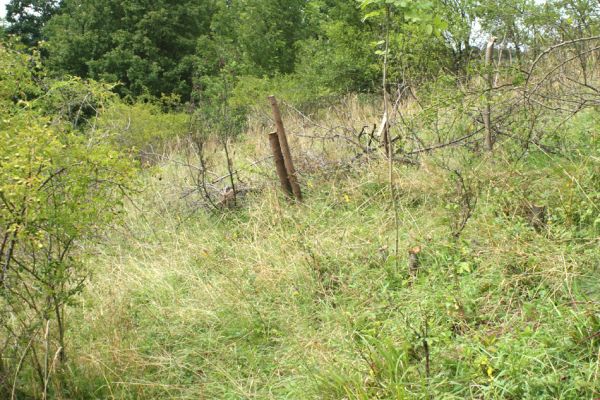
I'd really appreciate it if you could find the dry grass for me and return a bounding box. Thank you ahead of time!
[59,98,600,399]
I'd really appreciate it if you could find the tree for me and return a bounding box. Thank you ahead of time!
[5,0,61,46]
[294,0,381,94]
[206,0,308,77]
[236,0,306,75]
[475,0,549,65]
[556,0,600,37]
[438,0,479,74]
[360,0,448,86]
[45,0,216,99]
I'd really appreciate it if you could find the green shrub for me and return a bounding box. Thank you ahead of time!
[0,40,135,397]
[96,101,189,159]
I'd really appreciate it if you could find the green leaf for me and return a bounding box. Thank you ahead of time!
[360,0,381,10]
[362,9,383,22]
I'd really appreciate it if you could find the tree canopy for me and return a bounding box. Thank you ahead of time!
[5,0,61,46]
[1,0,595,101]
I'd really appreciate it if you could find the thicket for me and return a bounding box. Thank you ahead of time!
[0,40,136,398]
[4,0,596,108]
[1,0,599,398]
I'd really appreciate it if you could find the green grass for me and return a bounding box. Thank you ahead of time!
[55,109,600,399]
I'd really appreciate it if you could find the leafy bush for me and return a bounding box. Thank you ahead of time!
[0,40,135,397]
[96,101,190,161]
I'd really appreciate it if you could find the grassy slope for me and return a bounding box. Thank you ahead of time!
[65,107,599,399]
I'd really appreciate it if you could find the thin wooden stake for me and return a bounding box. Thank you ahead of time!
[268,131,293,197]
[484,36,497,152]
[268,95,302,201]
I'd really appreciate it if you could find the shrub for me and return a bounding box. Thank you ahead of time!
[0,40,135,397]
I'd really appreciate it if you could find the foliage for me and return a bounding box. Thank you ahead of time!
[193,72,248,141]
[294,19,380,94]
[0,41,134,396]
[96,100,190,161]
[210,0,307,77]
[5,0,61,46]
[0,0,595,106]
[51,106,599,398]
[39,78,119,129]
[45,0,217,99]
[1,0,600,398]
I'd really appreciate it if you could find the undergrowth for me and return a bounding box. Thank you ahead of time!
[57,107,600,399]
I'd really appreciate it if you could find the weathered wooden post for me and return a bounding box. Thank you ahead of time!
[268,131,293,197]
[268,95,302,201]
[484,36,497,152]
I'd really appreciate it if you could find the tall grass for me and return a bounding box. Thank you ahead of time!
[58,101,600,399]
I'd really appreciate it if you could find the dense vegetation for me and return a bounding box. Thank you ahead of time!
[5,0,597,102]
[1,0,599,399]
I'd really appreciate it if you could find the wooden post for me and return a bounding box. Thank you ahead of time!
[268,95,302,201]
[268,131,293,197]
[484,36,497,152]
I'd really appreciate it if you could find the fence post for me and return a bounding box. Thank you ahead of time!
[484,36,497,152]
[268,95,302,201]
[268,131,293,197]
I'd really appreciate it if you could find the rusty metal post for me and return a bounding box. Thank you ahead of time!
[268,131,293,197]
[268,95,302,201]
